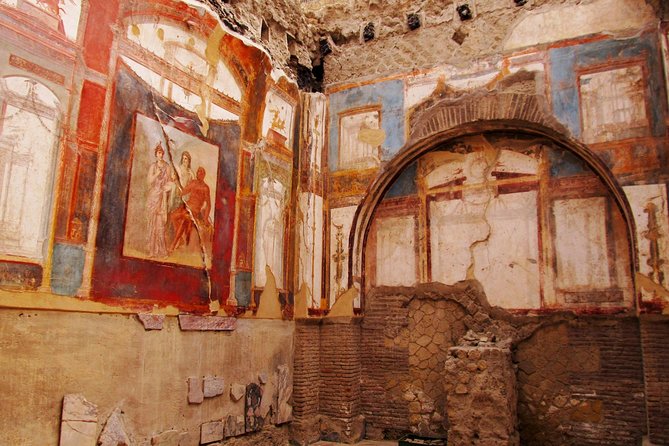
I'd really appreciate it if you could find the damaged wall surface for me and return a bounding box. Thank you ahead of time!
[1,312,293,445]
[0,0,305,444]
[2,0,669,445]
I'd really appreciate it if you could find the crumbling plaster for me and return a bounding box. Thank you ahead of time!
[0,310,294,445]
[194,0,664,88]
[200,0,319,83]
[302,0,664,85]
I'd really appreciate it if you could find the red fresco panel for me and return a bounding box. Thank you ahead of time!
[83,0,120,74]
[77,81,106,146]
[235,196,256,271]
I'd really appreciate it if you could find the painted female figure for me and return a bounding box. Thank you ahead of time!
[146,143,172,258]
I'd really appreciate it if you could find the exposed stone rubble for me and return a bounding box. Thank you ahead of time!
[303,0,666,84]
[443,332,519,446]
[200,0,320,86]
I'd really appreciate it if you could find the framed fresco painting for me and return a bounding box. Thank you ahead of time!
[123,113,219,268]
[92,65,238,310]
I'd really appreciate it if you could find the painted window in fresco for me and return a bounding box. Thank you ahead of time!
[123,113,219,268]
[262,89,295,149]
[0,76,61,260]
[121,20,241,125]
[126,21,242,102]
[0,0,81,40]
[579,65,649,143]
[338,108,382,169]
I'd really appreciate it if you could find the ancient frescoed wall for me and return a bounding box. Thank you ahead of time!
[0,0,306,444]
[288,5,669,444]
[0,0,304,313]
[2,0,669,445]
[323,27,669,315]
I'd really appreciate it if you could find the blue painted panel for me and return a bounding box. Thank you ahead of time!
[328,79,405,171]
[384,161,418,198]
[549,47,579,136]
[235,271,252,307]
[550,35,667,141]
[51,243,85,296]
[548,148,591,177]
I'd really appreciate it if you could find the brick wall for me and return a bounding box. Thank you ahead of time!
[292,316,364,444]
[319,317,362,421]
[640,317,669,444]
[361,291,411,438]
[292,289,667,445]
[516,318,647,446]
[567,318,646,445]
[292,318,321,443]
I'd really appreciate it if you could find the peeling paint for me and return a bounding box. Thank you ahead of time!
[255,266,282,319]
[327,286,358,317]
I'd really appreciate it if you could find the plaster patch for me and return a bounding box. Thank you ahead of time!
[504,0,656,51]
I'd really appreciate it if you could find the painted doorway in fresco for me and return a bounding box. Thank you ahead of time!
[0,76,61,261]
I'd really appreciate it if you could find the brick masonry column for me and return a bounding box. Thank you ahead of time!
[291,318,321,445]
[640,316,669,444]
[319,316,364,443]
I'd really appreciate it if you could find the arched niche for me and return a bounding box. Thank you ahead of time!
[348,119,639,312]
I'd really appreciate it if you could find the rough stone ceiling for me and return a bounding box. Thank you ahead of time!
[199,0,666,88]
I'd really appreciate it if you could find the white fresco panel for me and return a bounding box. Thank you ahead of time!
[580,65,648,143]
[375,216,417,287]
[254,178,286,289]
[504,0,656,51]
[430,198,489,285]
[329,205,357,307]
[298,192,324,308]
[553,197,611,289]
[339,110,381,169]
[0,83,59,260]
[1,0,81,40]
[474,191,541,309]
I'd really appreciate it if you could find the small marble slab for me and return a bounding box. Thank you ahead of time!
[178,315,237,331]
